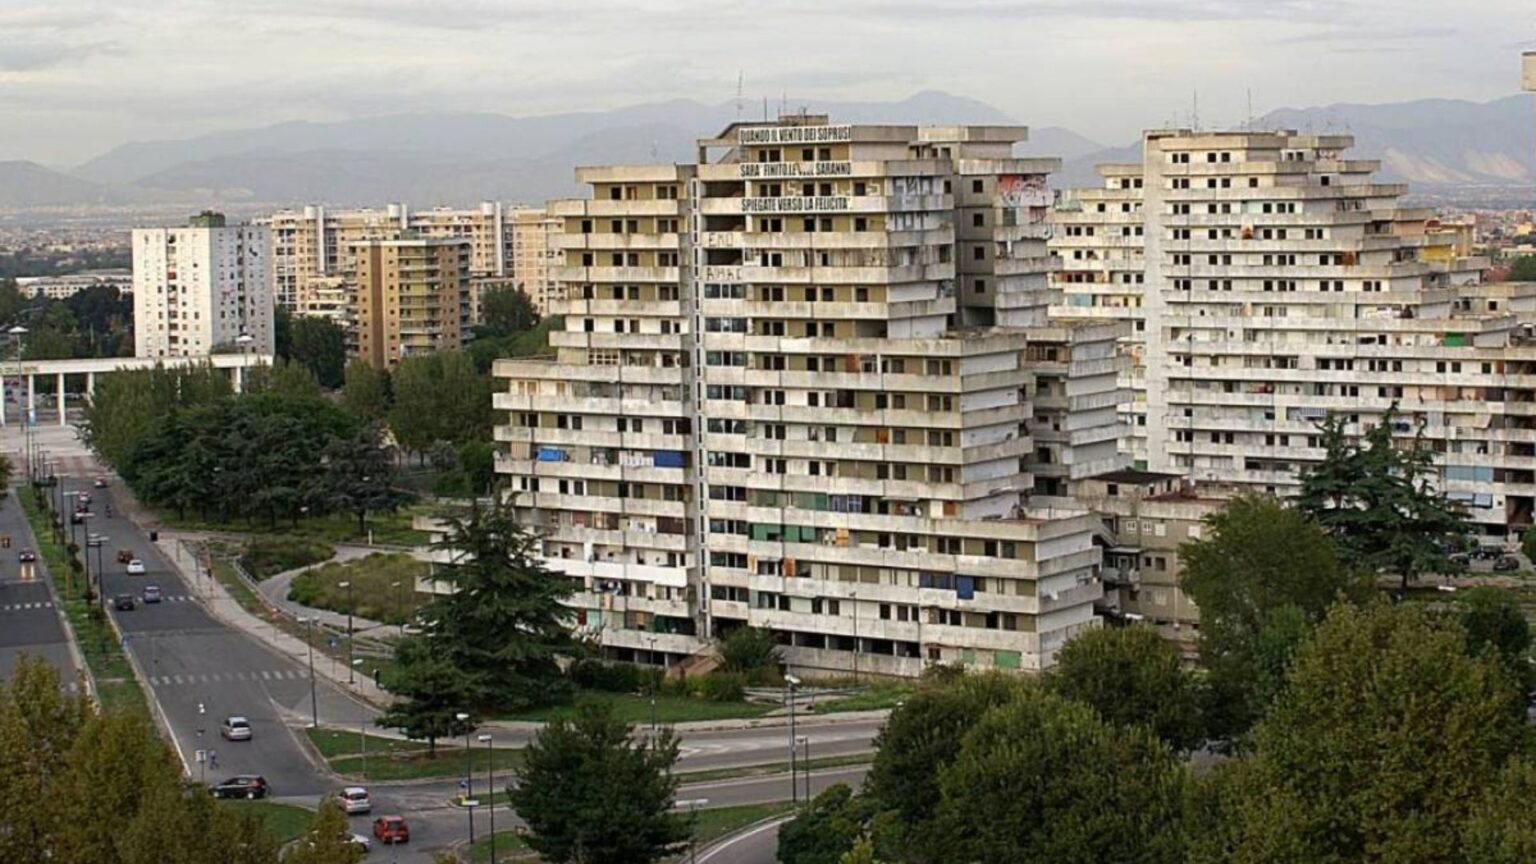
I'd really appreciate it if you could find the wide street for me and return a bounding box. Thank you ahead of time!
[0,424,884,863]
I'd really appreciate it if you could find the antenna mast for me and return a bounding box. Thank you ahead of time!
[735,71,744,119]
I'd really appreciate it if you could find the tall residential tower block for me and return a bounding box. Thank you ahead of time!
[492,116,1118,677]
[131,212,275,358]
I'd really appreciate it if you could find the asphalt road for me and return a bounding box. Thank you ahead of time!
[0,489,77,686]
[52,473,884,863]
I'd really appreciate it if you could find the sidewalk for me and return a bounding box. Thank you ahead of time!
[158,531,395,709]
[256,546,397,639]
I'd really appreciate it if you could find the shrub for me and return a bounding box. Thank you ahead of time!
[569,659,645,694]
[693,672,746,703]
[718,627,780,676]
[240,536,333,580]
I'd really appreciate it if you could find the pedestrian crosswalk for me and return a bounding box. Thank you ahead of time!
[0,601,53,612]
[145,594,196,604]
[146,668,309,687]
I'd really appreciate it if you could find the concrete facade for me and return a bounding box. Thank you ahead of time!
[1048,131,1536,538]
[352,237,472,370]
[492,116,1111,678]
[131,213,274,358]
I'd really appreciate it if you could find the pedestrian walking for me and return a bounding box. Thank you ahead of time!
[208,749,218,770]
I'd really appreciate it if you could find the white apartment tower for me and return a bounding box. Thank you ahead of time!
[132,212,275,358]
[494,116,1110,677]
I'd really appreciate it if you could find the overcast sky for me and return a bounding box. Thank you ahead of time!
[2,0,1533,166]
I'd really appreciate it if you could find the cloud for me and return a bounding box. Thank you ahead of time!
[0,40,121,71]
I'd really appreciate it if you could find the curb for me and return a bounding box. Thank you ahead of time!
[692,811,797,864]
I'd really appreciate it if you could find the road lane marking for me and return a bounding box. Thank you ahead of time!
[695,813,795,864]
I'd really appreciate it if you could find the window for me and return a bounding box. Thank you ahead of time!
[972,212,985,227]
[972,179,984,193]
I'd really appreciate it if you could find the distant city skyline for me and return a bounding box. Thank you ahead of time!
[1,0,1533,166]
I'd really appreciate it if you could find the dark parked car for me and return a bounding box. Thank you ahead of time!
[1475,546,1504,561]
[210,775,269,800]
[113,595,136,611]
[1494,556,1521,572]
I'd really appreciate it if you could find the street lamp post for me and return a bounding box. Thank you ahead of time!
[456,712,473,799]
[677,798,709,864]
[785,674,800,806]
[89,535,106,593]
[302,617,319,728]
[390,580,405,637]
[9,326,27,479]
[338,580,355,684]
[479,733,496,864]
[798,736,811,803]
[647,634,658,734]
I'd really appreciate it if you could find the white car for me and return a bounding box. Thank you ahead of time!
[220,716,252,741]
[340,786,372,814]
[349,833,372,853]
[125,559,146,575]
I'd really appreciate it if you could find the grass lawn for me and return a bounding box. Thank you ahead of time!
[220,799,314,846]
[688,802,796,849]
[287,553,430,625]
[19,489,147,713]
[678,752,876,784]
[501,691,777,725]
[464,801,793,862]
[810,683,914,714]
[210,559,265,612]
[240,536,334,580]
[468,830,531,862]
[305,726,523,782]
[160,501,438,548]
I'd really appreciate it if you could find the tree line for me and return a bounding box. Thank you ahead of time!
[81,363,408,531]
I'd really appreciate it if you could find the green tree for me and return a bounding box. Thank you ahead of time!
[1222,602,1527,864]
[81,363,232,469]
[1297,408,1470,590]
[389,351,492,457]
[1048,624,1205,752]
[416,497,575,710]
[1508,254,1536,282]
[509,702,690,864]
[1459,586,1533,689]
[283,797,362,864]
[375,638,478,756]
[342,358,390,424]
[1179,495,1371,736]
[863,672,1019,857]
[778,784,881,864]
[479,284,540,336]
[245,358,321,398]
[0,657,89,863]
[285,315,347,389]
[934,683,1186,864]
[1464,757,1536,863]
[717,626,780,678]
[310,423,410,535]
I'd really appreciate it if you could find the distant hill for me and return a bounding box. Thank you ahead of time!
[15,91,1534,211]
[0,161,108,207]
[75,91,1017,206]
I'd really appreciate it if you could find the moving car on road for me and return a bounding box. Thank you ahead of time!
[17,549,35,563]
[340,786,372,814]
[349,834,372,853]
[142,585,162,604]
[372,816,409,845]
[220,716,252,741]
[117,549,133,564]
[113,595,136,611]
[125,559,146,575]
[210,775,269,800]
[93,477,108,488]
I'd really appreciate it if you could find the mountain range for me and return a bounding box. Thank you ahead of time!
[1,91,1531,212]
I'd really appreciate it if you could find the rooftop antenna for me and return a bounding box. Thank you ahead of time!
[650,140,659,160]
[780,88,787,118]
[1246,88,1254,131]
[763,96,768,121]
[735,71,744,119]
[1191,89,1200,131]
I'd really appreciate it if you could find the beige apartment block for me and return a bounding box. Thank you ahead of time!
[493,116,1112,678]
[1524,51,1536,93]
[510,208,563,315]
[1050,130,1536,539]
[353,236,471,370]
[262,204,406,312]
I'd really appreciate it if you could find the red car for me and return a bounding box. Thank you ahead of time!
[373,815,409,845]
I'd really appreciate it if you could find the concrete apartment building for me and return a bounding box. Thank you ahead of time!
[262,202,563,319]
[1048,131,1536,540]
[510,207,564,314]
[352,236,472,370]
[131,212,275,358]
[492,115,1112,677]
[16,270,132,301]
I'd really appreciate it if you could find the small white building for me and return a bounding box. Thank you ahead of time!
[132,212,274,358]
[15,270,132,301]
